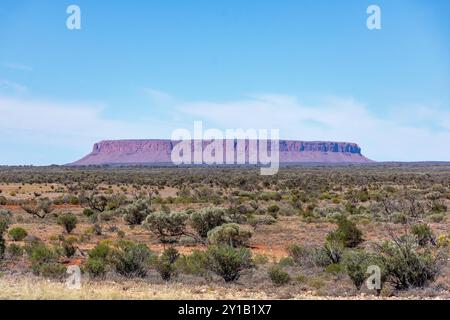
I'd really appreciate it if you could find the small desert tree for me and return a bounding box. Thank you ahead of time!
[205,245,252,282]
[121,198,153,225]
[207,223,252,248]
[57,212,78,234]
[190,207,228,238]
[143,211,190,243]
[21,197,54,219]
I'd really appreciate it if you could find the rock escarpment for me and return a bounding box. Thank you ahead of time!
[71,139,373,165]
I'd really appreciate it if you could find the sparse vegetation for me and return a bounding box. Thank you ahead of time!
[0,164,448,299]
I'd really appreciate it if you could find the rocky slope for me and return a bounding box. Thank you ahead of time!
[71,139,373,165]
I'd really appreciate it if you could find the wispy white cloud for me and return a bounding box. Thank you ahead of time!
[0,79,28,94]
[0,93,449,164]
[0,96,177,164]
[175,94,450,162]
[143,88,174,105]
[1,62,33,72]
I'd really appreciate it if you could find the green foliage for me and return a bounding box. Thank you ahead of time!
[205,245,252,282]
[7,243,24,258]
[378,237,444,290]
[268,266,290,285]
[248,215,276,229]
[207,223,252,248]
[325,263,346,275]
[175,250,209,276]
[120,198,153,225]
[161,247,180,264]
[143,211,189,242]
[313,236,344,267]
[190,207,228,238]
[57,212,78,234]
[267,204,280,215]
[110,240,153,277]
[62,240,76,258]
[278,256,294,267]
[411,224,435,246]
[326,215,363,248]
[342,250,384,290]
[0,213,10,259]
[155,247,180,281]
[84,242,112,278]
[26,242,64,278]
[83,208,95,217]
[287,244,313,266]
[8,227,28,241]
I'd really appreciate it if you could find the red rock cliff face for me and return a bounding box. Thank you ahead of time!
[71,139,373,165]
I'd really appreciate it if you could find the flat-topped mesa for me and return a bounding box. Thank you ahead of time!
[71,139,372,166]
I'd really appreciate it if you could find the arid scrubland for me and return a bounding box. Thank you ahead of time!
[0,164,449,299]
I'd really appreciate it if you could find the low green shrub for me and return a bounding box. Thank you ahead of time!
[342,250,384,290]
[175,250,209,276]
[120,199,152,225]
[7,243,24,258]
[8,227,28,241]
[205,245,252,282]
[27,242,64,278]
[190,207,228,238]
[327,215,363,248]
[84,242,112,278]
[110,240,153,277]
[378,237,444,290]
[57,213,78,234]
[268,266,290,285]
[411,224,435,246]
[207,223,252,247]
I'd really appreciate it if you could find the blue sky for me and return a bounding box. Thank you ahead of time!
[0,0,449,164]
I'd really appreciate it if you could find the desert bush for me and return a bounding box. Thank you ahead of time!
[378,236,445,290]
[427,213,445,223]
[190,207,228,238]
[253,253,269,265]
[61,239,76,258]
[85,242,112,278]
[342,250,384,290]
[0,214,10,259]
[27,242,64,278]
[110,240,153,277]
[267,204,280,215]
[205,245,252,282]
[120,198,152,225]
[21,198,54,219]
[83,208,95,217]
[155,247,180,281]
[7,243,24,258]
[288,244,314,267]
[8,227,28,241]
[207,223,252,247]
[57,213,78,234]
[143,211,189,242]
[313,235,344,267]
[175,250,209,276]
[248,215,276,229]
[326,215,363,248]
[268,265,290,285]
[411,223,435,246]
[161,246,180,264]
